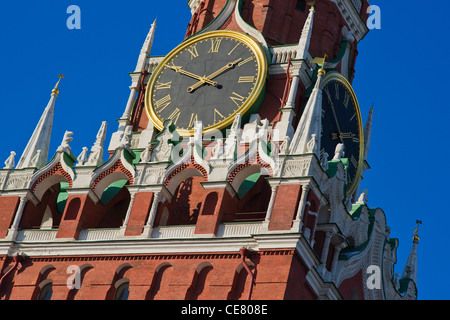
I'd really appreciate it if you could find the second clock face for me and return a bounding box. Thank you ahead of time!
[321,74,364,195]
[146,31,267,135]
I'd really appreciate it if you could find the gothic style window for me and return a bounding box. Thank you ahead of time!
[114,281,130,300]
[296,0,306,12]
[37,282,53,300]
[202,192,218,215]
[146,263,173,300]
[96,181,131,229]
[20,183,63,229]
[185,263,213,300]
[227,266,249,300]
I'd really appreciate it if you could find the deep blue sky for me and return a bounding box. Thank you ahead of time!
[0,1,446,300]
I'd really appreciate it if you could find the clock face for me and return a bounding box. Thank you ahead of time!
[145,30,267,136]
[321,73,364,195]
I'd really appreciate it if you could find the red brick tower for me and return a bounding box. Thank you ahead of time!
[0,0,419,301]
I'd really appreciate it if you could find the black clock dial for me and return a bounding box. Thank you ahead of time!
[146,31,267,135]
[321,77,363,194]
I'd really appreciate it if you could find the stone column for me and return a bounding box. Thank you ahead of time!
[263,185,279,228]
[119,191,137,236]
[5,196,28,240]
[330,243,346,279]
[291,184,309,231]
[317,231,333,278]
[141,191,162,238]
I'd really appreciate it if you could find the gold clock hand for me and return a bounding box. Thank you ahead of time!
[166,64,218,87]
[329,102,344,143]
[331,132,356,140]
[187,58,242,93]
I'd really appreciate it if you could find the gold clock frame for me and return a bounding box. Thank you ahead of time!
[321,71,364,196]
[144,30,268,136]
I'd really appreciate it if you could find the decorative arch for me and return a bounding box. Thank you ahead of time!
[146,262,173,300]
[228,163,272,194]
[185,262,214,300]
[91,160,134,200]
[105,263,133,300]
[227,141,275,193]
[164,156,208,195]
[66,263,94,300]
[31,265,57,300]
[115,263,133,276]
[20,183,64,230]
[227,261,255,300]
[202,192,218,215]
[31,162,73,202]
[113,278,130,300]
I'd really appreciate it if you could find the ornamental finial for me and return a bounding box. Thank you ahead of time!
[52,74,65,96]
[412,220,422,242]
[311,53,328,75]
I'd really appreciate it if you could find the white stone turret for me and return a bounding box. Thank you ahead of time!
[273,4,315,142]
[16,75,63,169]
[288,66,324,157]
[135,18,157,73]
[109,19,157,151]
[122,18,156,121]
[86,121,108,166]
[295,3,315,60]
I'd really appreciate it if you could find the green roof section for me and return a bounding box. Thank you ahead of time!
[349,203,365,219]
[101,179,128,205]
[339,207,376,261]
[56,182,70,213]
[398,278,418,297]
[237,172,261,199]
[325,158,348,178]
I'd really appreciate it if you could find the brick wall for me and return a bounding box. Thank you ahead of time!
[0,196,19,238]
[1,249,312,300]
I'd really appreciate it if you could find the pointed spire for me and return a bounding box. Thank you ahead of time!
[85,121,108,166]
[363,105,373,160]
[401,221,421,284]
[52,74,65,97]
[288,58,326,156]
[135,18,157,72]
[16,75,64,169]
[272,3,316,143]
[295,3,315,60]
[224,114,242,159]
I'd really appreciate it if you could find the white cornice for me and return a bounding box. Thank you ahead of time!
[330,0,369,43]
[4,232,306,258]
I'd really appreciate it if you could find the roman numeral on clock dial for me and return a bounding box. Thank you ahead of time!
[209,38,222,53]
[155,94,171,112]
[214,108,226,124]
[230,92,245,107]
[187,45,199,59]
[238,76,255,83]
[168,108,181,125]
[188,113,198,128]
[155,81,172,90]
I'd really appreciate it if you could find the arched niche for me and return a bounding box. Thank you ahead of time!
[168,174,208,226]
[146,262,173,300]
[185,262,214,300]
[20,183,64,230]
